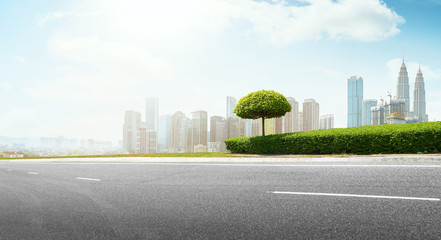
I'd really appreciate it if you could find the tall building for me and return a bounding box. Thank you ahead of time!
[384,99,406,118]
[210,116,226,152]
[123,111,141,154]
[136,128,157,153]
[347,76,363,128]
[191,110,208,152]
[168,111,186,153]
[226,96,237,118]
[362,99,377,126]
[145,98,158,152]
[396,60,410,116]
[303,99,320,132]
[298,111,303,132]
[284,97,299,133]
[320,114,334,130]
[371,105,385,125]
[413,67,427,122]
[251,119,261,136]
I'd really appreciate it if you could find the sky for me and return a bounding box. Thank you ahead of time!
[1,0,441,141]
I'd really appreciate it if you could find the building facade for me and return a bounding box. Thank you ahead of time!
[226,96,237,118]
[303,99,320,132]
[191,110,208,152]
[320,114,334,130]
[347,76,363,128]
[396,60,410,116]
[413,67,427,122]
[123,111,141,154]
[362,99,377,126]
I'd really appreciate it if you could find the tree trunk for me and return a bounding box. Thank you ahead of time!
[262,117,265,137]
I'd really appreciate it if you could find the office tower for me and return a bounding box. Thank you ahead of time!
[413,67,427,122]
[303,99,320,132]
[397,60,410,116]
[347,76,363,128]
[371,105,385,125]
[284,97,299,133]
[210,116,226,152]
[227,117,240,139]
[191,110,208,152]
[320,114,334,130]
[123,111,141,154]
[362,99,377,126]
[157,114,168,153]
[226,96,237,118]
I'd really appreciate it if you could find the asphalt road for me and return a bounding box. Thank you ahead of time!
[1,160,441,239]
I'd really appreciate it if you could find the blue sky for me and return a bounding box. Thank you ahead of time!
[1,0,441,141]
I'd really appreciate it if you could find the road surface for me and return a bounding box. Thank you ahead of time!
[1,159,440,239]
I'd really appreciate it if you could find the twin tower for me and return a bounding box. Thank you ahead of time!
[348,60,427,128]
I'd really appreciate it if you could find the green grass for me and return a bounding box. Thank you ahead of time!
[0,152,236,160]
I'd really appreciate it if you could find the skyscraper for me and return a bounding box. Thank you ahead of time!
[226,96,237,118]
[210,116,226,151]
[413,67,427,122]
[397,60,410,116]
[123,111,141,154]
[145,98,159,131]
[191,110,208,152]
[347,76,363,128]
[362,99,377,126]
[303,99,320,132]
[284,97,299,133]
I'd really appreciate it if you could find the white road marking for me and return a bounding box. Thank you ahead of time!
[270,191,440,201]
[20,162,441,168]
[76,177,101,181]
[28,172,38,175]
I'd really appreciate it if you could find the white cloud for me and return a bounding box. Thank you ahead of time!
[101,0,404,46]
[38,11,72,26]
[236,0,405,46]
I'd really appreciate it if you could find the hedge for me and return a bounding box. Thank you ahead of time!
[225,122,441,154]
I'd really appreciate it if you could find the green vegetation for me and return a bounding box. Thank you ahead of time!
[225,122,441,154]
[234,90,291,136]
[0,152,234,160]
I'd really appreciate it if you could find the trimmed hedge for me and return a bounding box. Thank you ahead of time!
[225,122,441,154]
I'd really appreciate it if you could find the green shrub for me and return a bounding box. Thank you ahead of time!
[225,122,441,154]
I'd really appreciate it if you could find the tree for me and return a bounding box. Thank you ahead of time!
[234,90,291,136]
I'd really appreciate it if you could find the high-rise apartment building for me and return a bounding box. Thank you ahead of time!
[191,110,208,152]
[320,114,334,130]
[284,97,299,133]
[303,99,319,132]
[145,97,158,152]
[371,105,385,125]
[347,76,363,128]
[362,99,377,126]
[413,67,427,122]
[251,119,261,136]
[123,111,141,154]
[226,96,237,118]
[210,116,226,152]
[397,60,410,116]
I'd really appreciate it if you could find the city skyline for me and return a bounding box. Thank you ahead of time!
[1,0,441,141]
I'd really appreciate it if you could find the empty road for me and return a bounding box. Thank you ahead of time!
[1,159,441,239]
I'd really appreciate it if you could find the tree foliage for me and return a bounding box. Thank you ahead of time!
[234,90,291,136]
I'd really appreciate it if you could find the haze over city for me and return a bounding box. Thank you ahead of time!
[1,0,441,142]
